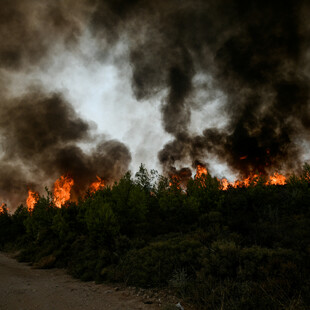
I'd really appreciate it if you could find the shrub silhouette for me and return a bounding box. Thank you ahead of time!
[0,164,309,309]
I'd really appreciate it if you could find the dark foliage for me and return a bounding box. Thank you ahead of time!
[1,164,310,309]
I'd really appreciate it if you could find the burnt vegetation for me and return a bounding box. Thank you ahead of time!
[1,164,310,310]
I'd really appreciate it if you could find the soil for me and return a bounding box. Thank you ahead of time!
[0,252,163,310]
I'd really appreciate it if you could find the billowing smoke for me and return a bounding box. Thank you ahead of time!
[0,0,310,207]
[121,0,310,176]
[0,0,84,70]
[0,0,133,208]
[86,0,310,176]
[0,92,131,206]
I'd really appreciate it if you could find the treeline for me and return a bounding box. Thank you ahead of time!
[1,165,310,309]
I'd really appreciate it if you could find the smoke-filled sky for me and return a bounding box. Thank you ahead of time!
[1,0,310,208]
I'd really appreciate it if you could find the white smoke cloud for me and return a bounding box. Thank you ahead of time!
[3,29,172,175]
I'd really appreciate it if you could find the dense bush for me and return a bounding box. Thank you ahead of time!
[1,164,310,309]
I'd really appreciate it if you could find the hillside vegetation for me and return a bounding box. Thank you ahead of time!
[1,165,310,310]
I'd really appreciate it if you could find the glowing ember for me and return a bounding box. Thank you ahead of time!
[89,176,105,193]
[26,190,39,211]
[53,175,74,208]
[195,164,208,178]
[240,155,248,160]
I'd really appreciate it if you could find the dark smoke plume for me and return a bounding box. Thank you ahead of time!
[0,0,83,70]
[106,0,310,177]
[0,91,131,207]
[1,0,310,206]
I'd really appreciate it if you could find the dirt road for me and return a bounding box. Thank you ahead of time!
[0,252,160,310]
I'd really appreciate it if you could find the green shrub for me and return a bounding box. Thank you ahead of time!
[1,165,309,309]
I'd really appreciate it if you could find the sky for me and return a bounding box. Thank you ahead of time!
[4,28,229,174]
[0,0,310,208]
[5,33,171,172]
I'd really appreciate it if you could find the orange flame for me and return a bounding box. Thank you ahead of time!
[26,190,39,211]
[195,164,208,179]
[267,172,286,185]
[221,178,229,190]
[219,172,286,190]
[89,176,105,193]
[0,203,6,213]
[53,175,74,208]
[243,174,259,187]
[169,175,181,188]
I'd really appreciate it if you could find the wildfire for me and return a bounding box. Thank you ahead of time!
[267,172,286,185]
[221,178,229,190]
[26,190,39,211]
[168,164,288,190]
[0,203,6,213]
[89,176,105,193]
[219,172,286,190]
[195,164,208,179]
[169,175,181,188]
[53,175,74,208]
[19,167,288,210]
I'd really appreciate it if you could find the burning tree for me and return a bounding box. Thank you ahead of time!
[53,175,74,208]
